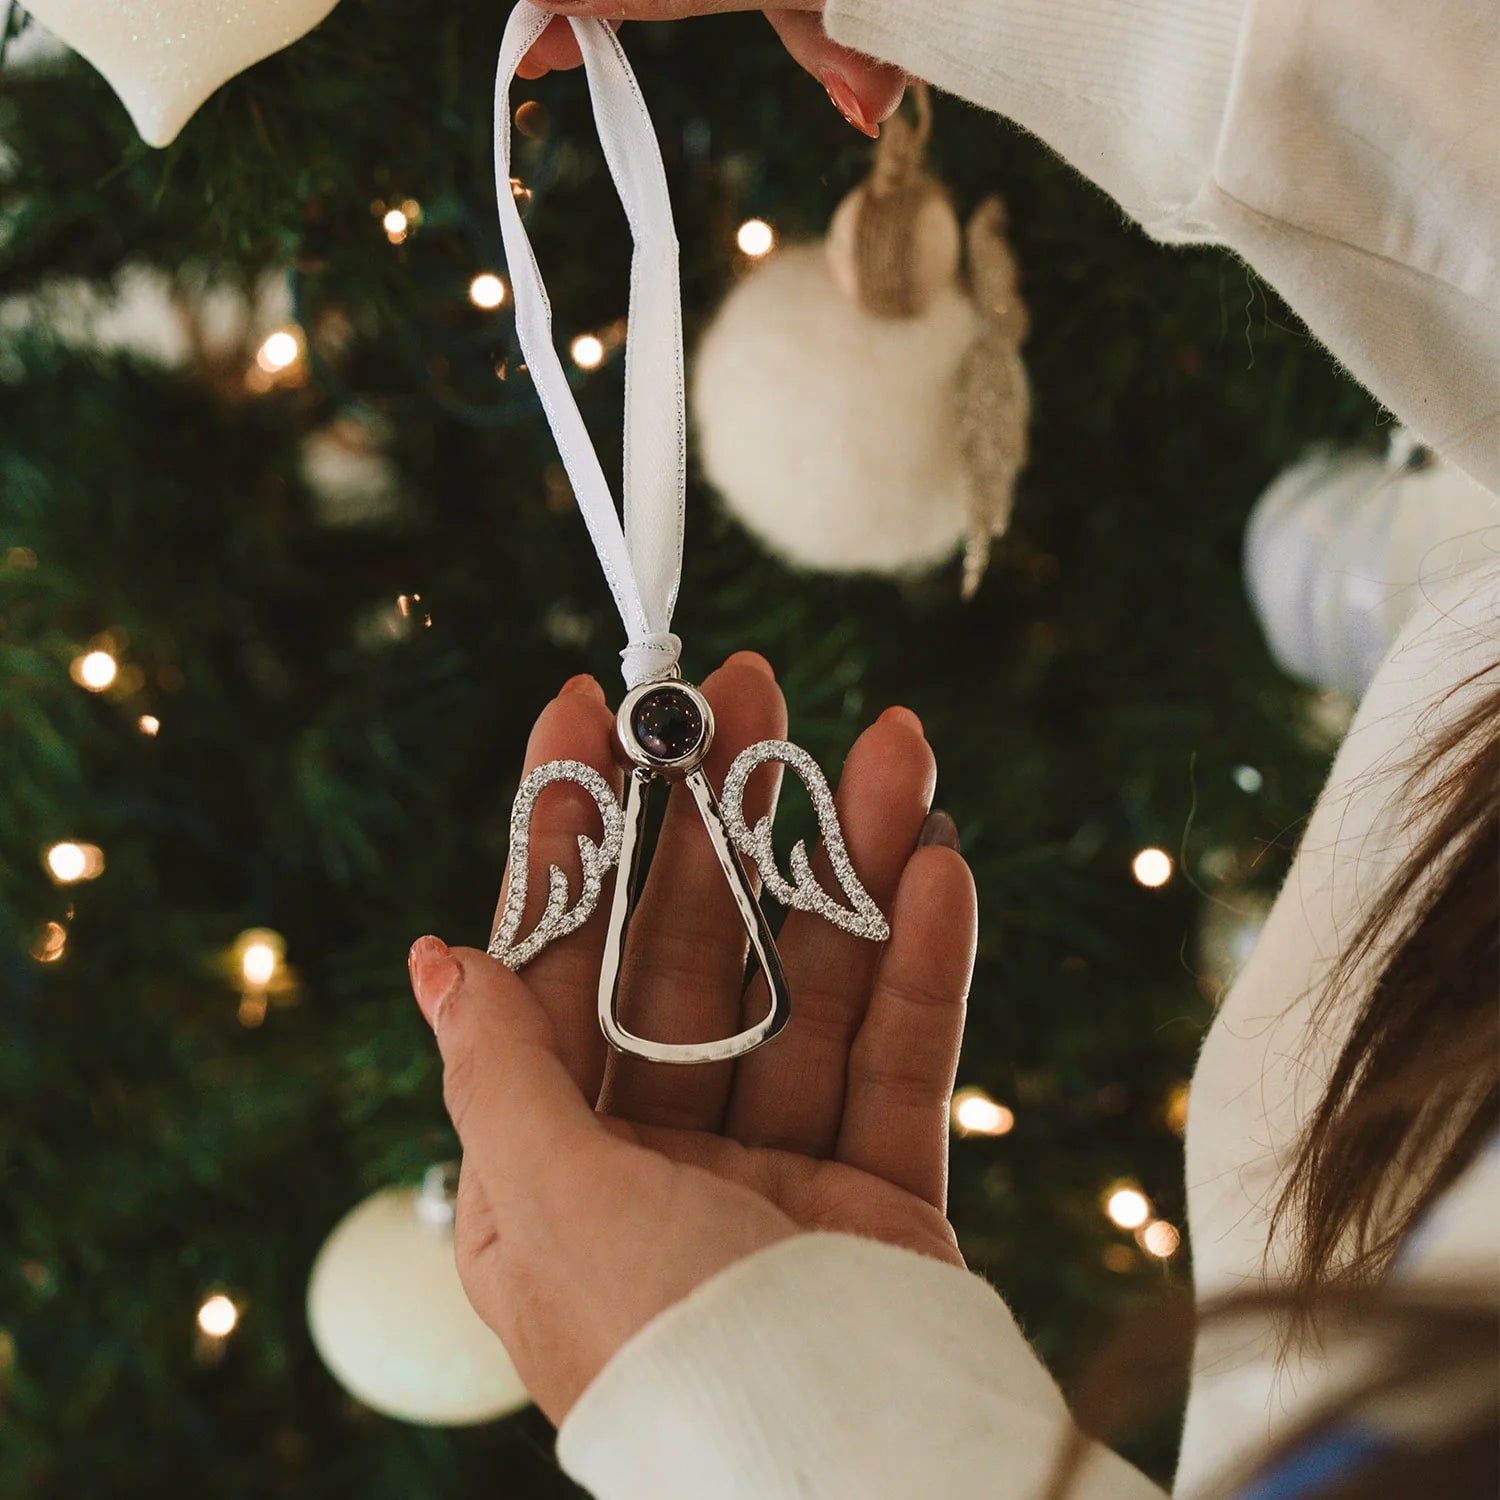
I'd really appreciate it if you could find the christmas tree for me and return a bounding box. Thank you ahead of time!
[1,4,1380,1493]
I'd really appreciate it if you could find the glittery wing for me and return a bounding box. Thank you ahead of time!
[487,760,625,970]
[719,740,890,941]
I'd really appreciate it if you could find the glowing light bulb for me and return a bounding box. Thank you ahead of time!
[241,943,277,987]
[570,334,605,370]
[44,842,105,884]
[32,921,67,963]
[1132,847,1173,888]
[382,208,409,243]
[951,1087,1015,1137]
[469,273,506,310]
[1105,1186,1152,1230]
[736,218,775,257]
[138,715,160,737]
[71,649,118,691]
[234,928,286,990]
[197,1295,238,1338]
[1140,1220,1181,1258]
[256,330,300,373]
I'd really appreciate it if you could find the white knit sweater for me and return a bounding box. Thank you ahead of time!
[556,3,1500,1494]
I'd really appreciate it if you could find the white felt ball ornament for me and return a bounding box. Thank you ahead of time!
[306,1166,529,1426]
[693,242,980,574]
[1245,429,1498,698]
[693,86,1028,586]
[20,0,341,147]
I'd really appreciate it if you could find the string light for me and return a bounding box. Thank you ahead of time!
[570,334,605,370]
[736,218,775,257]
[31,921,67,964]
[44,842,105,884]
[255,330,301,374]
[138,714,160,737]
[951,1087,1015,1137]
[231,928,295,1026]
[1131,847,1173,888]
[1104,1184,1152,1230]
[1140,1220,1181,1259]
[70,649,118,691]
[242,942,277,988]
[196,1294,238,1338]
[234,928,285,989]
[1233,764,1264,794]
[381,199,421,245]
[469,273,506,310]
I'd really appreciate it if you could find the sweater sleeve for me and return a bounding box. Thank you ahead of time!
[822,0,1500,495]
[556,1232,1165,1500]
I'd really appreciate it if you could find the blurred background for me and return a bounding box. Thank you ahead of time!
[1,1,1394,1493]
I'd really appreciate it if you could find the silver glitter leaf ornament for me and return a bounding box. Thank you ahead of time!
[720,740,891,942]
[487,761,625,969]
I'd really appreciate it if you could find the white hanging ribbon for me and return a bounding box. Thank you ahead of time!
[494,1,686,688]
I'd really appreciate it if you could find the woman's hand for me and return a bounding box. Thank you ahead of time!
[408,651,976,1424]
[516,2,905,140]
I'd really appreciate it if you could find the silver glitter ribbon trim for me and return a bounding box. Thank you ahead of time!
[720,740,890,941]
[488,760,625,970]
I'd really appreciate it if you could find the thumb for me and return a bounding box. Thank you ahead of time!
[408,938,616,1209]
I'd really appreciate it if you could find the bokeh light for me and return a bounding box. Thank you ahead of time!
[736,218,775,257]
[1104,1186,1152,1230]
[951,1087,1015,1137]
[469,273,506,310]
[1132,847,1173,888]
[570,334,605,370]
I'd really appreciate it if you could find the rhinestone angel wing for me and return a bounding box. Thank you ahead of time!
[488,761,625,970]
[719,740,890,941]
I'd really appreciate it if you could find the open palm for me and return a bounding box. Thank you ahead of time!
[414,652,976,1423]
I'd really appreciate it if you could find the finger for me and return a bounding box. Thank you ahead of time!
[492,675,619,1101]
[520,16,584,75]
[766,11,906,135]
[411,941,642,1420]
[414,942,619,1196]
[519,14,623,77]
[725,708,935,1155]
[532,0,819,17]
[835,838,975,1210]
[599,652,787,1130]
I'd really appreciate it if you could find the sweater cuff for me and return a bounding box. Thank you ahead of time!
[823,0,1249,232]
[556,1232,1163,1500]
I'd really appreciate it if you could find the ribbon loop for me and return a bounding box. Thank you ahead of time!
[493,2,687,688]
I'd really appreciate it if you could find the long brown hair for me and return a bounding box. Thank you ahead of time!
[1051,663,1499,1495]
[1270,665,1499,1303]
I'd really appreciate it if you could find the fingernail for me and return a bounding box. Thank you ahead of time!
[918,809,960,852]
[879,705,924,735]
[820,69,880,139]
[560,673,605,702]
[409,936,460,1033]
[724,650,775,681]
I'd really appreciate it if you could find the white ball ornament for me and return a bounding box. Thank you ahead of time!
[307,1165,530,1426]
[693,243,981,575]
[20,0,341,147]
[1245,429,1498,698]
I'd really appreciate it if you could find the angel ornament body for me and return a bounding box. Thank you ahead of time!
[479,3,890,1065]
[488,675,889,1064]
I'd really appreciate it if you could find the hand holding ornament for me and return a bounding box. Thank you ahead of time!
[517,0,904,138]
[407,653,976,1423]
